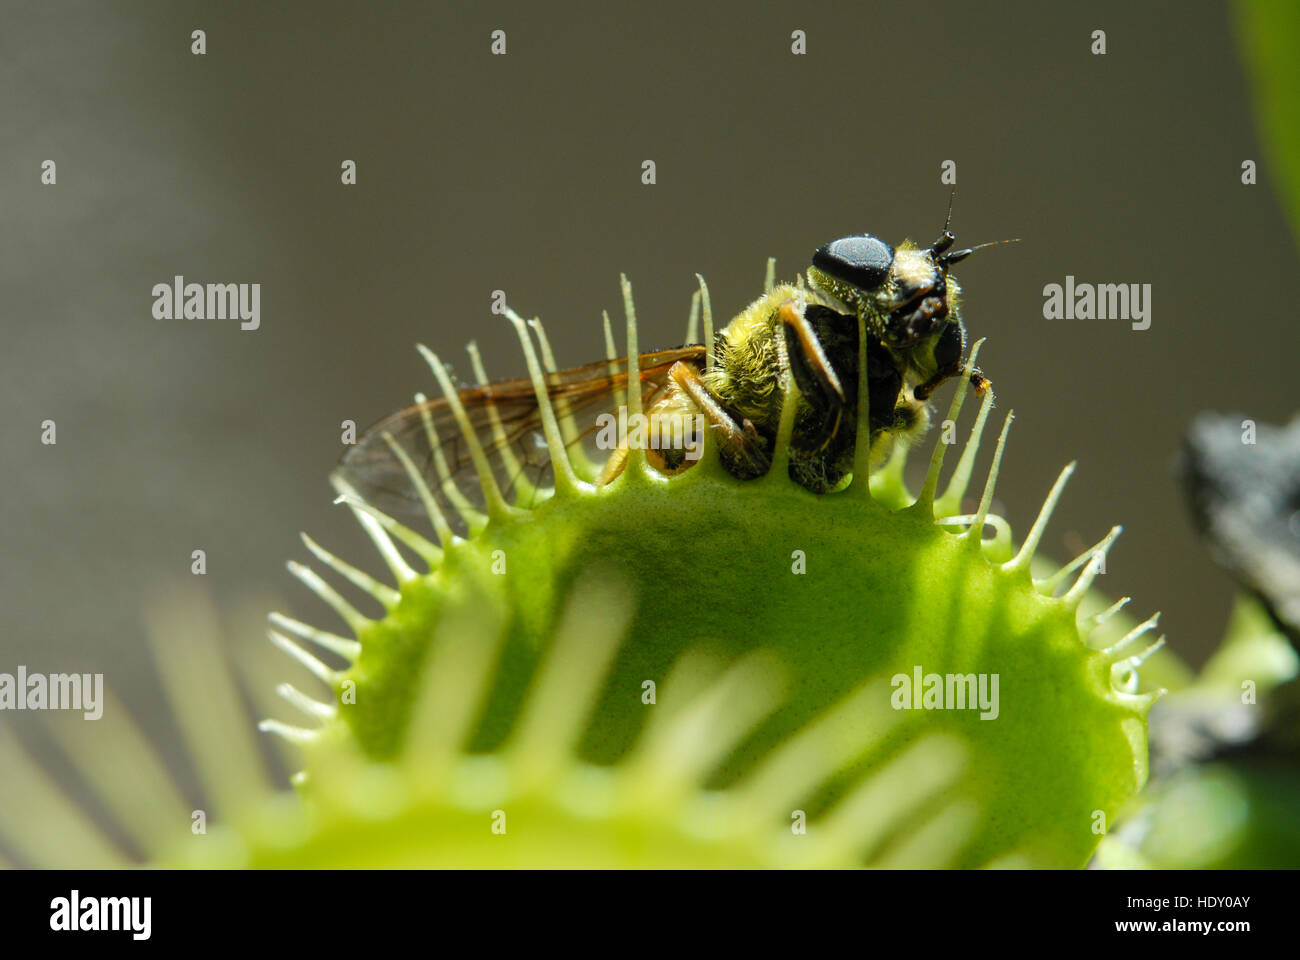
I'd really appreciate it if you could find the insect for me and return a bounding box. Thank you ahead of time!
[338,216,1001,527]
[806,204,1002,403]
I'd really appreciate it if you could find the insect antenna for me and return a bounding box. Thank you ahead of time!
[928,186,959,256]
[938,237,1021,267]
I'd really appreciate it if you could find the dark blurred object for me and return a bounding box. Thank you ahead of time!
[1092,416,1300,868]
[1181,412,1300,651]
[1175,410,1300,782]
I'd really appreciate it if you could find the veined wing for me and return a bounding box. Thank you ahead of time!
[334,346,706,536]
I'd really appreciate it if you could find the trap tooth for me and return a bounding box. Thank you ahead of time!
[381,430,455,548]
[286,558,373,636]
[1064,554,1107,607]
[1045,526,1121,604]
[300,532,401,609]
[938,512,1013,553]
[1035,524,1120,595]
[1090,595,1132,632]
[0,729,132,868]
[268,610,361,662]
[330,473,417,583]
[600,309,626,410]
[936,387,996,518]
[601,308,618,361]
[333,493,441,570]
[145,586,276,820]
[1110,636,1166,695]
[915,338,985,513]
[50,688,193,860]
[276,682,337,721]
[1004,461,1076,575]
[733,677,903,824]
[767,378,801,480]
[618,274,646,476]
[504,306,580,495]
[622,652,788,814]
[1101,613,1161,662]
[869,434,913,504]
[965,410,1014,549]
[507,578,630,791]
[849,311,875,491]
[685,288,701,344]
[465,340,531,498]
[267,629,343,686]
[256,720,321,746]
[418,343,515,520]
[1129,688,1167,714]
[528,315,598,480]
[1127,635,1166,671]
[869,799,981,869]
[412,390,489,535]
[695,273,715,374]
[793,735,968,869]
[406,603,506,776]
[526,317,559,374]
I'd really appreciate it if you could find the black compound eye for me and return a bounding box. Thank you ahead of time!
[812,235,895,291]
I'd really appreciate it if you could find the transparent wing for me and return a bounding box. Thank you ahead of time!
[334,346,706,538]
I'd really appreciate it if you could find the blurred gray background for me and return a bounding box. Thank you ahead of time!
[2,1,1294,792]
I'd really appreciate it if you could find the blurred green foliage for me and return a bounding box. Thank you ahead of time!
[1236,0,1300,249]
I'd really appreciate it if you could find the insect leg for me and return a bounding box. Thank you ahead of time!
[667,361,771,478]
[596,444,629,486]
[912,320,991,400]
[914,364,991,400]
[779,298,845,450]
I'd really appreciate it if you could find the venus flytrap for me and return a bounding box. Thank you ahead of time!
[0,267,1161,869]
[259,269,1159,868]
